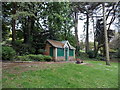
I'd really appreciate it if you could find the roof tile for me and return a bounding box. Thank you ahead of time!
[47,39,75,49]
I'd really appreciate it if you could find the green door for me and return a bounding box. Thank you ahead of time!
[65,48,68,61]
[50,47,53,57]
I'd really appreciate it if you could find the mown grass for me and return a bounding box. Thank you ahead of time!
[2,61,118,88]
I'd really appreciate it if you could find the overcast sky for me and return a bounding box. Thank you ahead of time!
[76,15,118,42]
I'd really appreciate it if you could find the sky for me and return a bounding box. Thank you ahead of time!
[76,15,118,42]
[75,3,119,42]
[78,17,94,42]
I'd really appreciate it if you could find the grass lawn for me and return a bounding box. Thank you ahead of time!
[2,60,119,88]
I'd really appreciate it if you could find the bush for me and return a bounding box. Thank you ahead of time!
[28,54,44,61]
[38,49,45,54]
[76,52,89,60]
[43,55,52,62]
[96,56,105,61]
[16,54,52,61]
[87,50,95,58]
[13,40,22,46]
[13,43,36,55]
[2,46,16,60]
[17,55,32,61]
[79,52,88,58]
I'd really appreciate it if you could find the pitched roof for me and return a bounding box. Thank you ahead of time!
[69,45,76,49]
[47,39,64,48]
[47,39,75,49]
[61,40,75,49]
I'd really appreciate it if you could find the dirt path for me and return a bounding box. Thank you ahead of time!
[2,61,93,74]
[2,61,75,74]
[2,61,75,69]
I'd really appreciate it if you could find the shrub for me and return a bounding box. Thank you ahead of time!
[13,43,36,55]
[38,49,45,54]
[16,54,52,61]
[87,50,95,58]
[43,55,52,61]
[17,56,31,61]
[29,48,36,54]
[13,40,22,46]
[79,52,88,58]
[96,56,105,61]
[2,46,16,60]
[28,54,44,61]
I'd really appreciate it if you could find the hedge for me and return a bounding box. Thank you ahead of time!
[16,54,52,61]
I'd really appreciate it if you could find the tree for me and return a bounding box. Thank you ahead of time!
[73,6,80,55]
[103,3,110,65]
[93,2,118,58]
[2,2,76,54]
[2,3,14,41]
[11,2,17,43]
[76,2,100,53]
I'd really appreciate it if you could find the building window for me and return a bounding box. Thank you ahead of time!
[57,48,64,56]
[50,47,53,57]
[69,49,74,56]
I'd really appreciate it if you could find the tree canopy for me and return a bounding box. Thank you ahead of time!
[2,2,119,65]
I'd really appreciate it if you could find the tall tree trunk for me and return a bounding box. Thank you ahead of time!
[27,16,31,44]
[23,17,31,44]
[23,18,27,43]
[85,13,89,53]
[64,21,67,40]
[103,44,106,56]
[11,2,17,43]
[74,12,80,56]
[11,19,16,42]
[92,16,96,57]
[94,43,101,58]
[103,3,110,65]
[31,16,35,40]
[94,39,96,56]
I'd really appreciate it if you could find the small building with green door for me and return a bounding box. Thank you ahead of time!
[44,39,76,61]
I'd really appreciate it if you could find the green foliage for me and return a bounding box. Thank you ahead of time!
[89,42,94,50]
[43,55,52,62]
[87,50,95,58]
[57,32,76,48]
[2,46,16,60]
[14,44,29,55]
[11,11,36,20]
[78,52,89,59]
[2,2,76,55]
[38,49,45,54]
[16,30,24,40]
[2,22,10,41]
[13,41,36,55]
[95,55,105,61]
[16,54,52,61]
[1,40,12,46]
[13,40,23,45]
[109,49,117,53]
[28,54,44,61]
[17,55,31,61]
